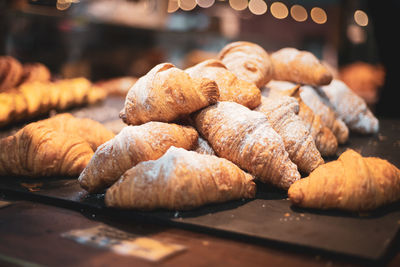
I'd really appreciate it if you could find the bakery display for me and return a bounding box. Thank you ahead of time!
[0,114,113,177]
[0,78,106,128]
[288,149,400,212]
[185,59,261,109]
[78,121,198,193]
[120,63,219,126]
[0,56,51,92]
[255,95,324,174]
[271,47,333,86]
[319,79,379,134]
[105,146,256,210]
[194,101,300,189]
[218,41,273,88]
[1,42,393,214]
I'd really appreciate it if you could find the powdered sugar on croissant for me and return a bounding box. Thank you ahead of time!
[319,79,379,134]
[194,101,300,189]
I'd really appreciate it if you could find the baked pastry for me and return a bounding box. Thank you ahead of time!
[218,41,273,88]
[300,85,349,144]
[319,79,379,134]
[288,149,400,211]
[271,47,332,86]
[0,56,23,91]
[120,63,219,126]
[194,101,300,189]
[297,98,338,157]
[194,136,215,156]
[39,113,115,151]
[262,81,338,157]
[255,95,324,173]
[0,78,106,128]
[185,59,261,109]
[21,62,51,84]
[95,76,137,97]
[0,114,112,177]
[79,121,198,193]
[105,146,256,210]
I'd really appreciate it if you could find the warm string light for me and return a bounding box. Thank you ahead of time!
[179,0,197,11]
[197,0,215,8]
[168,0,179,13]
[354,10,368,26]
[229,0,248,11]
[270,2,288,19]
[310,7,327,24]
[167,0,327,26]
[248,0,267,15]
[290,4,307,22]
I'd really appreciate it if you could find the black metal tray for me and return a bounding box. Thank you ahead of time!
[1,98,399,261]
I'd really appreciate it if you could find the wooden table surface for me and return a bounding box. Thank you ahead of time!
[1,196,400,267]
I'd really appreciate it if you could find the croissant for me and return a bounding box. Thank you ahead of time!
[255,95,323,174]
[218,41,273,88]
[319,79,379,134]
[262,80,338,157]
[185,59,261,109]
[271,47,332,86]
[299,85,349,144]
[120,63,219,126]
[95,76,137,97]
[38,113,115,151]
[21,62,51,84]
[297,99,338,157]
[0,78,106,128]
[0,56,23,91]
[194,136,215,156]
[194,101,300,189]
[0,119,96,177]
[288,149,400,211]
[105,146,256,210]
[78,121,199,193]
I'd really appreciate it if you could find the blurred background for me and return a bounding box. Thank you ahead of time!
[0,0,398,117]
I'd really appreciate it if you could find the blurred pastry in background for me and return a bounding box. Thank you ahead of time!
[95,76,137,97]
[339,61,385,105]
[183,49,218,69]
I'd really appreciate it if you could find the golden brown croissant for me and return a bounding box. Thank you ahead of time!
[0,78,106,128]
[218,41,273,88]
[299,85,349,144]
[120,63,219,126]
[0,56,23,91]
[185,59,261,109]
[255,95,323,174]
[262,80,338,157]
[319,79,379,134]
[288,149,400,211]
[79,121,199,193]
[105,147,256,210]
[21,62,51,84]
[38,113,115,151]
[271,47,332,86]
[194,101,300,189]
[0,120,94,177]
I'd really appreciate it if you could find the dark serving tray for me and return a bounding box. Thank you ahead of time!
[1,98,400,261]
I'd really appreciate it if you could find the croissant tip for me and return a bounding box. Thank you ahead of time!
[288,186,304,205]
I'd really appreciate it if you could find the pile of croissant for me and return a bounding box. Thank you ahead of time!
[1,42,399,212]
[0,56,106,127]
